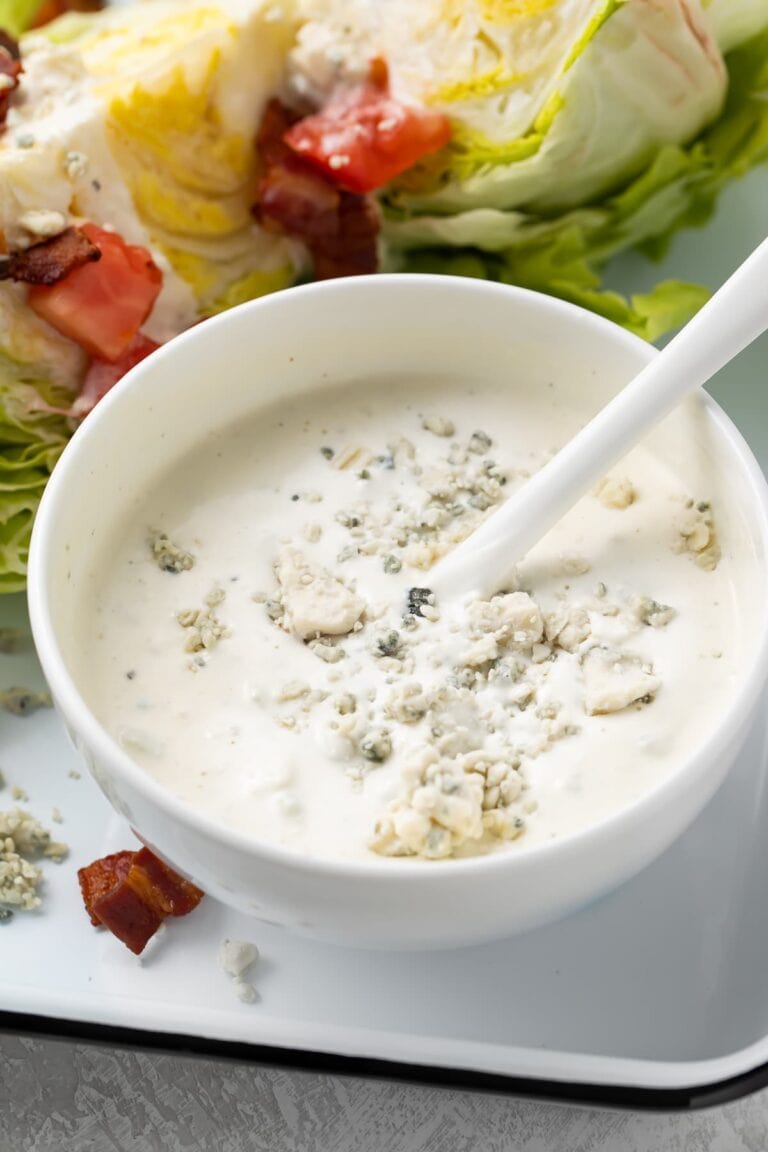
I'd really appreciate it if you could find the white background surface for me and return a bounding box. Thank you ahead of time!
[1,154,767,1152]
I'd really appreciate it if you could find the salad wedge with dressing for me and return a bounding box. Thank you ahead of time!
[0,0,767,591]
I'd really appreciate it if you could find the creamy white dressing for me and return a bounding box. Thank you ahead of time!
[81,378,744,863]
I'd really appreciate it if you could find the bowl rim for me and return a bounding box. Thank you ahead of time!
[27,273,768,880]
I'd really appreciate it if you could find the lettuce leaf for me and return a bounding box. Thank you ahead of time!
[0,0,45,37]
[0,359,73,593]
[0,290,84,593]
[391,2,728,216]
[386,29,768,340]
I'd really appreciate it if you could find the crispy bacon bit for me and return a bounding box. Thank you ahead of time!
[73,333,160,420]
[90,877,166,955]
[30,0,105,29]
[0,227,100,286]
[257,165,379,278]
[129,848,205,918]
[256,96,295,170]
[0,30,22,131]
[0,31,20,63]
[78,847,204,955]
[253,99,379,280]
[23,332,160,423]
[313,193,379,279]
[368,56,389,89]
[77,851,134,927]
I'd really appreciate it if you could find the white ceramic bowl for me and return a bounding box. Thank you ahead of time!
[27,276,768,949]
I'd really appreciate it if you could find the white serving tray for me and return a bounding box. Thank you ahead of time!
[1,169,767,1112]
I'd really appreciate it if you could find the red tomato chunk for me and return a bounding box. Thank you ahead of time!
[28,223,162,362]
[285,84,452,195]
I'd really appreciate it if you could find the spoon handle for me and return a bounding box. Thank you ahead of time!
[431,236,768,599]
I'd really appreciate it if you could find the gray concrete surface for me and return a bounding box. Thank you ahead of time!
[2,1035,768,1151]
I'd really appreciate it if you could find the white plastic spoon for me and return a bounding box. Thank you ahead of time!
[429,236,768,600]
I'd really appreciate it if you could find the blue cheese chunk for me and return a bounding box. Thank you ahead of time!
[370,747,526,860]
[593,475,637,509]
[581,647,660,715]
[218,937,259,977]
[275,548,365,640]
[465,591,544,658]
[0,808,68,913]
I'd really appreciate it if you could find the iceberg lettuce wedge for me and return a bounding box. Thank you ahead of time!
[390,1,727,215]
[386,26,768,339]
[0,0,306,593]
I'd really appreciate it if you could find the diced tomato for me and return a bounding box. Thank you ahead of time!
[74,333,160,419]
[254,98,380,279]
[28,223,162,362]
[284,84,452,195]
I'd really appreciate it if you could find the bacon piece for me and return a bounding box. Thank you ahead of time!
[256,96,296,169]
[313,193,379,279]
[129,848,205,918]
[0,31,22,131]
[77,846,204,955]
[253,99,379,280]
[0,227,100,286]
[257,164,340,235]
[90,877,166,956]
[73,333,160,420]
[78,851,134,927]
[23,332,160,422]
[368,56,389,90]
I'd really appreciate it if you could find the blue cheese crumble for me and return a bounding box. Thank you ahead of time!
[0,809,68,915]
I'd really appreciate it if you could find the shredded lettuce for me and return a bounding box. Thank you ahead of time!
[0,290,85,593]
[0,359,73,593]
[387,29,768,340]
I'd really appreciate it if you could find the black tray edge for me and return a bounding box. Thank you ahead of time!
[2,1009,766,1112]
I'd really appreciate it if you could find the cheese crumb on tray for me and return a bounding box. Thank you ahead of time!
[0,688,52,717]
[219,938,260,1004]
[0,808,68,916]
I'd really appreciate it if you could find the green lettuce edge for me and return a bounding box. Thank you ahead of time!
[0,0,45,37]
[0,359,74,593]
[388,28,768,342]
